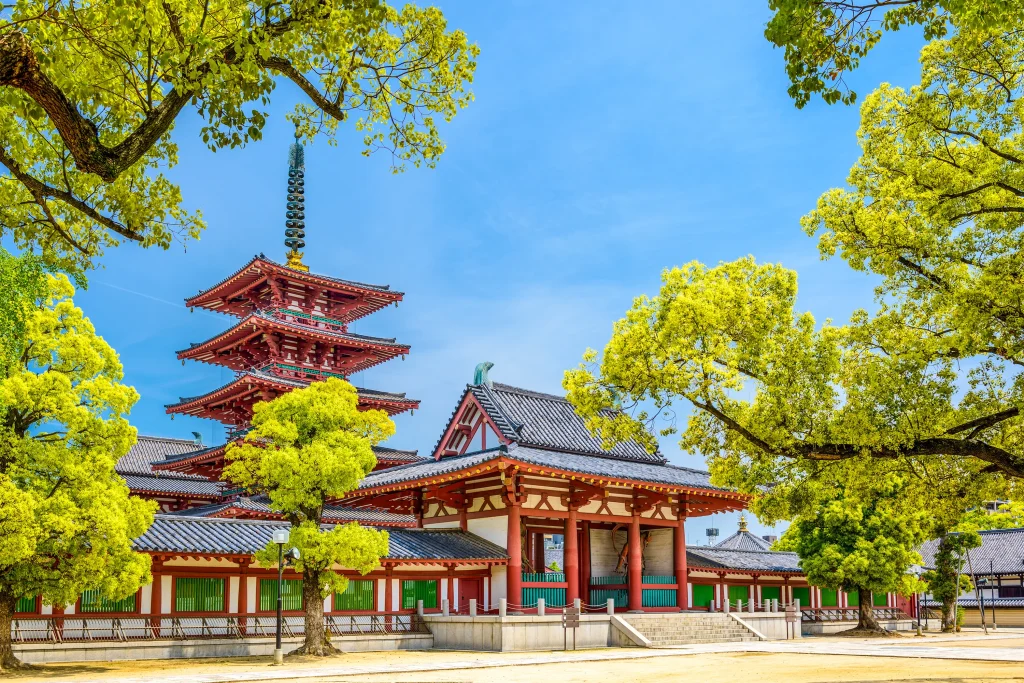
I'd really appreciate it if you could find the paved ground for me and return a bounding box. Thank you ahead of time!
[9,630,1024,683]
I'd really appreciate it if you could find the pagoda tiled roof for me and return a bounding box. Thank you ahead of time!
[442,383,665,464]
[176,311,409,371]
[372,446,423,463]
[165,370,419,417]
[714,529,774,552]
[918,527,1024,575]
[153,441,417,469]
[185,254,402,322]
[685,546,802,573]
[353,444,739,499]
[121,473,225,498]
[134,514,509,562]
[173,495,416,526]
[117,435,209,476]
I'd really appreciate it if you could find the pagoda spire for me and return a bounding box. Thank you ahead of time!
[284,124,308,272]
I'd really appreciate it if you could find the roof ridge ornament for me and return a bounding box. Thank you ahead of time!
[473,361,494,387]
[284,122,308,272]
[738,513,748,532]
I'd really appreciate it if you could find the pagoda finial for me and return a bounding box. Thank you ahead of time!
[738,514,748,533]
[473,361,494,387]
[284,122,308,272]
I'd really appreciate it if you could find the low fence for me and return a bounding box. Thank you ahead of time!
[11,614,428,644]
[800,607,911,622]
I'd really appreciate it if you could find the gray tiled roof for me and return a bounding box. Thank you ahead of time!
[359,444,723,492]
[923,598,1024,608]
[121,474,225,497]
[468,383,665,464]
[714,530,774,552]
[918,528,1024,575]
[117,436,209,476]
[172,495,415,525]
[686,546,802,573]
[373,446,423,463]
[134,515,508,561]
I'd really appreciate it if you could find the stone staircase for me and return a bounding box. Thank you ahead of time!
[619,613,762,647]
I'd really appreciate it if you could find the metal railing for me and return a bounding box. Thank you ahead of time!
[800,607,912,623]
[11,614,428,643]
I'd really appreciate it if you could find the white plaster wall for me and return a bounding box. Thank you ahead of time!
[140,583,153,615]
[246,577,257,614]
[490,566,507,604]
[160,576,172,614]
[440,578,448,605]
[589,528,624,577]
[391,580,399,611]
[376,579,386,611]
[467,515,508,548]
[425,520,461,529]
[229,577,239,613]
[644,529,673,575]
[41,604,52,615]
[323,594,331,613]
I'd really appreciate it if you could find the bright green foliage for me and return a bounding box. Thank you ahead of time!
[764,1,1024,107]
[923,531,980,631]
[777,470,928,629]
[0,274,154,668]
[0,0,478,277]
[224,377,392,654]
[0,248,46,372]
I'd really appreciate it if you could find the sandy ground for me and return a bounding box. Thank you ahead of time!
[327,653,1024,683]
[5,644,1024,683]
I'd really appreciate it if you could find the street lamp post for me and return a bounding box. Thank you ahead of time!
[272,528,289,665]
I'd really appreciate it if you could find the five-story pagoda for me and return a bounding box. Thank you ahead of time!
[156,130,419,479]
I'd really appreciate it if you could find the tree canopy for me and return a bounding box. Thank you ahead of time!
[565,28,1024,495]
[223,377,392,656]
[765,0,1024,106]
[0,0,478,276]
[0,274,154,670]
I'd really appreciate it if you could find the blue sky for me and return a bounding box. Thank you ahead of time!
[74,2,926,542]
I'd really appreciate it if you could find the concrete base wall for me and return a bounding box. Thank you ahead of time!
[424,615,614,652]
[14,634,434,664]
[729,612,795,640]
[802,619,915,636]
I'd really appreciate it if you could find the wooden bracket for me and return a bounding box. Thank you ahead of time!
[631,488,669,514]
[425,482,467,509]
[562,480,606,509]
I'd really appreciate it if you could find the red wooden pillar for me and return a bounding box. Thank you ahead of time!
[674,515,687,610]
[507,503,522,609]
[238,562,249,635]
[628,511,642,611]
[459,506,468,532]
[565,507,579,605]
[447,566,456,612]
[581,521,591,605]
[384,567,393,613]
[150,563,162,637]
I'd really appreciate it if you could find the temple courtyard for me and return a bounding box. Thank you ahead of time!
[5,630,1024,683]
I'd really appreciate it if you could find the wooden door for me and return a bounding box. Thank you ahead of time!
[458,578,482,612]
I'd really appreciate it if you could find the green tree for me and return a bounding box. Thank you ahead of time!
[764,0,1024,107]
[923,531,979,632]
[0,0,478,276]
[0,274,154,670]
[223,377,392,657]
[777,471,928,633]
[0,248,46,372]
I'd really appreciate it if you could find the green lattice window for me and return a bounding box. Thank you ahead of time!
[727,585,750,603]
[847,591,860,606]
[819,588,838,607]
[401,580,437,610]
[691,584,715,608]
[334,579,374,611]
[873,592,888,607]
[792,586,810,606]
[15,596,36,613]
[175,578,225,613]
[80,589,137,613]
[761,586,781,602]
[260,578,303,611]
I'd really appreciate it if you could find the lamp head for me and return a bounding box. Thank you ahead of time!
[272,529,290,545]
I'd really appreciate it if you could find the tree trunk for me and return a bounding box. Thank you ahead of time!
[0,590,23,670]
[857,589,884,633]
[290,567,337,657]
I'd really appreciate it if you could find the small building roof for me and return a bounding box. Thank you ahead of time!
[135,514,509,562]
[918,527,1024,576]
[172,495,416,526]
[355,443,740,500]
[121,473,225,498]
[117,435,207,476]
[454,382,665,464]
[714,517,774,552]
[686,546,802,574]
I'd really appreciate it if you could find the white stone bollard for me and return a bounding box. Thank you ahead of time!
[537,598,545,616]
[469,598,477,617]
[607,598,614,615]
[574,598,582,611]
[721,598,728,613]
[442,599,450,617]
[499,598,507,617]
[417,599,424,617]
[773,599,779,613]
[748,597,755,614]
